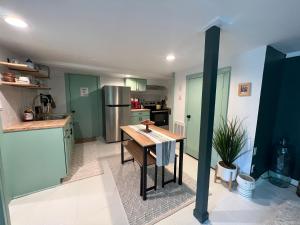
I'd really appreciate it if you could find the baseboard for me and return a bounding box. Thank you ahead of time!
[260,171,299,187]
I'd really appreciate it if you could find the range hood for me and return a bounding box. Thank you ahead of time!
[146,85,167,90]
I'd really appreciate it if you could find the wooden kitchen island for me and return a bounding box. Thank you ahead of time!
[120,125,185,200]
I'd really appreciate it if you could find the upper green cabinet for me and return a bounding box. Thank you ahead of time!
[125,78,147,91]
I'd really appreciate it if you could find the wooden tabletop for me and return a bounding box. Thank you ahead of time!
[120,125,185,148]
[4,116,71,133]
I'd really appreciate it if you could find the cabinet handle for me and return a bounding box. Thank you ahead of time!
[70,128,73,135]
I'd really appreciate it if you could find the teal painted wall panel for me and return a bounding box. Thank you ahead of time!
[2,128,67,198]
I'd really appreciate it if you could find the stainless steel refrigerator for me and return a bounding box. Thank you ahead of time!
[103,86,131,142]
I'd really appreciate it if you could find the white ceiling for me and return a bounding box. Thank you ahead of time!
[0,0,300,78]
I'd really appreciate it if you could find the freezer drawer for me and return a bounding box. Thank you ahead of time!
[105,105,130,142]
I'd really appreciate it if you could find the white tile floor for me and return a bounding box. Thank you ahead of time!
[9,139,300,225]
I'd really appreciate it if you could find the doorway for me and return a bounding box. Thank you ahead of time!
[185,68,230,168]
[65,74,101,142]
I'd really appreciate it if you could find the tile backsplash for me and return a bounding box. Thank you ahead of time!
[0,48,38,128]
[0,85,37,128]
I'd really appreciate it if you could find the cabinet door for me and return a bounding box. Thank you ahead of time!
[136,79,147,91]
[2,129,66,198]
[130,116,140,125]
[125,78,137,91]
[64,134,71,174]
[141,115,150,121]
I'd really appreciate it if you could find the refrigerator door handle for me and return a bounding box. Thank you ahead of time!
[107,104,130,107]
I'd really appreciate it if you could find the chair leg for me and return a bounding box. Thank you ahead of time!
[173,156,177,183]
[154,165,157,190]
[140,167,143,196]
[162,166,165,188]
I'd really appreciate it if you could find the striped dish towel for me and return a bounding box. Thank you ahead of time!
[129,125,176,166]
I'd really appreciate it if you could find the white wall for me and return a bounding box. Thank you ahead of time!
[0,47,37,128]
[227,46,267,173]
[173,46,267,174]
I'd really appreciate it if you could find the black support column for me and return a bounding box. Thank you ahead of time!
[193,26,220,223]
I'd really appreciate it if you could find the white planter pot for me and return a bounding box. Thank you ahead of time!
[217,161,238,182]
[237,173,256,198]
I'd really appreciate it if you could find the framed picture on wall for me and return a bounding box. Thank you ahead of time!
[238,82,251,96]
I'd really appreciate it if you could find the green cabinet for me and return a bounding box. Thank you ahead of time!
[63,120,74,174]
[130,111,150,125]
[125,78,147,91]
[1,120,74,198]
[0,118,10,225]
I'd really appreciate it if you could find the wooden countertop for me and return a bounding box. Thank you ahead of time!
[3,116,71,133]
[120,125,185,148]
[130,109,150,112]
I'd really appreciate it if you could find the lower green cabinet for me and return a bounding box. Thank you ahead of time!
[1,121,74,198]
[130,111,150,125]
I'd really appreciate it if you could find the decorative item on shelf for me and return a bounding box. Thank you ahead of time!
[23,107,34,121]
[15,76,30,84]
[297,182,300,197]
[141,119,155,133]
[236,173,256,198]
[25,58,34,69]
[156,103,161,110]
[269,137,291,188]
[1,72,16,82]
[213,117,247,191]
[238,82,251,96]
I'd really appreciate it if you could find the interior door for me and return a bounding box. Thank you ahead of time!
[211,72,230,167]
[185,69,230,167]
[186,76,203,158]
[66,74,101,141]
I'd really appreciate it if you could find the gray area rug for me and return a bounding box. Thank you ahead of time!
[63,149,104,184]
[106,154,196,225]
[265,200,300,225]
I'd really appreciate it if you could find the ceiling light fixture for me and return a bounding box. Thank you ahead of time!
[4,17,28,28]
[166,54,175,62]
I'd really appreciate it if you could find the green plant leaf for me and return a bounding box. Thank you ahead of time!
[212,117,247,168]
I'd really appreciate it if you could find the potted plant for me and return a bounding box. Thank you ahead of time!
[213,117,247,182]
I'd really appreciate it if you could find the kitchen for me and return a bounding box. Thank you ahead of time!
[2,1,300,225]
[0,52,177,224]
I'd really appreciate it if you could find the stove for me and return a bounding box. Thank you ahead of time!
[143,104,170,129]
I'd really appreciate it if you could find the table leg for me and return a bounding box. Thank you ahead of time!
[178,140,184,185]
[143,147,147,200]
[121,130,124,164]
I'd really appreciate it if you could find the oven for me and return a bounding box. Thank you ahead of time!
[150,109,169,129]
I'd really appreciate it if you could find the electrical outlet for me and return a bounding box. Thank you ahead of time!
[251,164,255,173]
[253,147,257,156]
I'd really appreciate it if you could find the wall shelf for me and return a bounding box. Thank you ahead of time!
[0,81,51,90]
[0,61,49,79]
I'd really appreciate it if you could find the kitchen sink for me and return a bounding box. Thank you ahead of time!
[35,114,69,121]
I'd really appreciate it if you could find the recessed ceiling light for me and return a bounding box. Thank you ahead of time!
[4,17,28,28]
[125,74,132,78]
[166,54,175,62]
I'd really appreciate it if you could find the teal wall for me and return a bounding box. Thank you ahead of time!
[273,56,300,180]
[251,46,286,179]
